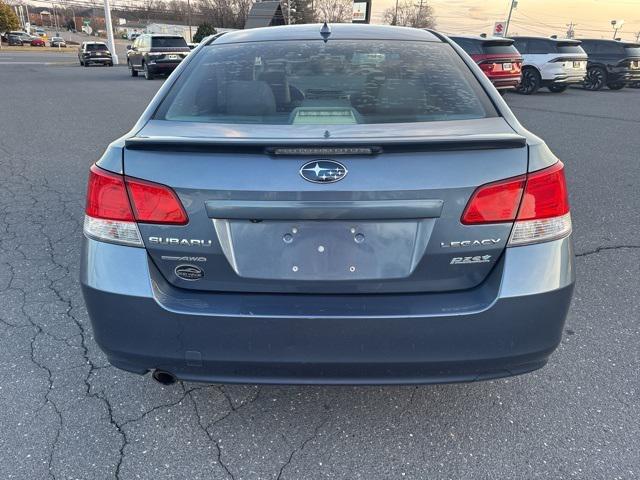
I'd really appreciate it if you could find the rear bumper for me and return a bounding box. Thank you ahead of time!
[85,57,112,63]
[608,69,640,84]
[546,73,586,85]
[490,76,521,89]
[147,61,181,74]
[80,236,575,384]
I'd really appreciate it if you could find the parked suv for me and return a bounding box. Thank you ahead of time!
[511,36,587,94]
[78,42,113,67]
[7,34,23,46]
[578,39,640,90]
[81,25,574,385]
[449,35,522,93]
[4,31,35,45]
[126,34,190,80]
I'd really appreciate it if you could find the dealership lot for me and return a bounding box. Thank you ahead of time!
[0,53,638,479]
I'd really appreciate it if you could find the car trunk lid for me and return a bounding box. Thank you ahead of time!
[123,118,527,294]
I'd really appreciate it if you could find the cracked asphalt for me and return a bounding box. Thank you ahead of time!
[0,54,639,479]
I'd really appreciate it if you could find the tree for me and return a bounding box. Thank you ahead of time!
[0,0,20,34]
[193,22,216,42]
[313,0,352,23]
[281,0,315,24]
[197,0,252,29]
[383,0,436,29]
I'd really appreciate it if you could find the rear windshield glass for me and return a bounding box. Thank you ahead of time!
[483,43,519,55]
[86,44,108,51]
[152,37,187,48]
[154,40,496,125]
[450,38,482,55]
[625,46,640,57]
[557,43,585,54]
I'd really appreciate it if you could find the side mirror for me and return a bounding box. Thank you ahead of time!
[126,45,132,50]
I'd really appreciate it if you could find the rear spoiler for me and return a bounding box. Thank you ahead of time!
[124,134,527,154]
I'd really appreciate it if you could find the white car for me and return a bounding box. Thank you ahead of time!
[511,36,587,94]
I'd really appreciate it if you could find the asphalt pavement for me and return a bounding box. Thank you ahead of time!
[0,54,638,480]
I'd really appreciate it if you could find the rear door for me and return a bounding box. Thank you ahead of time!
[122,38,528,295]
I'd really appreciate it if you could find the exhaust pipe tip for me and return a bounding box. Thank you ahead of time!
[152,369,177,385]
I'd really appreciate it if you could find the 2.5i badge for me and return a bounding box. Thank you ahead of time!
[175,264,204,281]
[450,255,492,265]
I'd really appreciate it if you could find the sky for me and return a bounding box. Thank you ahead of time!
[370,0,640,42]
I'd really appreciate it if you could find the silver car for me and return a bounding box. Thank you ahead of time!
[80,24,575,385]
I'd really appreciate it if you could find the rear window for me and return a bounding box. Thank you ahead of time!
[86,44,108,51]
[556,43,585,54]
[155,40,496,125]
[152,37,187,48]
[625,46,640,57]
[483,42,519,55]
[451,38,483,55]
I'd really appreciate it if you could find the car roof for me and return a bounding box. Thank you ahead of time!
[449,34,510,41]
[211,24,442,45]
[449,34,515,44]
[510,36,581,44]
[579,38,639,47]
[83,41,107,45]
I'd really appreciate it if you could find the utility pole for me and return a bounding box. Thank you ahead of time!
[186,0,192,42]
[504,0,517,37]
[565,21,576,39]
[635,31,640,43]
[52,3,59,32]
[103,0,119,64]
[611,20,623,40]
[393,0,399,25]
[17,5,25,29]
[415,0,424,27]
[24,3,31,33]
[68,6,77,31]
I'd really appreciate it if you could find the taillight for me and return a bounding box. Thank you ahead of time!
[516,162,569,221]
[509,162,571,246]
[461,162,572,246]
[461,175,525,225]
[479,62,496,73]
[84,164,188,246]
[84,165,142,246]
[86,165,135,221]
[126,177,188,225]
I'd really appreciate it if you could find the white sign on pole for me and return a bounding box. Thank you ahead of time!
[493,21,506,37]
[352,2,367,22]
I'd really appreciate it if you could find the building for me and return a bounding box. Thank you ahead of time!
[245,1,286,29]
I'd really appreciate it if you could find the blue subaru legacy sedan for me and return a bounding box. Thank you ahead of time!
[80,24,574,385]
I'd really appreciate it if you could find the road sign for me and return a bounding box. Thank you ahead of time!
[352,1,371,24]
[493,21,506,37]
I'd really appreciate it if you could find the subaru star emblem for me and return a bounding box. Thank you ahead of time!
[299,160,348,184]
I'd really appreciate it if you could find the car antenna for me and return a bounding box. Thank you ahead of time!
[320,22,331,43]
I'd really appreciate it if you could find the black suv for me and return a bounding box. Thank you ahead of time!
[78,42,113,67]
[126,34,190,80]
[578,39,640,90]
